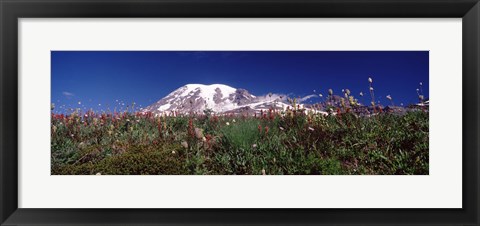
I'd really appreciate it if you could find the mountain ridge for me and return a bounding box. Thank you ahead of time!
[142,84,314,115]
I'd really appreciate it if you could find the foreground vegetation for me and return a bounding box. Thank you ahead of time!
[51,107,429,175]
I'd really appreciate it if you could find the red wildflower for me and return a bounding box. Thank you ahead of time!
[211,115,219,124]
[188,118,194,138]
[268,109,274,120]
[205,134,213,149]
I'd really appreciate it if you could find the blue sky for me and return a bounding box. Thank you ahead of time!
[51,51,428,113]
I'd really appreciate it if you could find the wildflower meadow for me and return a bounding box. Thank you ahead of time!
[51,85,429,175]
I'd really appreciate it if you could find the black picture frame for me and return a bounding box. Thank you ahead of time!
[1,0,479,225]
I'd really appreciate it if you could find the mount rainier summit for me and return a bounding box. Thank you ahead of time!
[142,84,302,115]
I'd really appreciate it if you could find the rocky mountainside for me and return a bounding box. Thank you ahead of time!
[142,84,316,115]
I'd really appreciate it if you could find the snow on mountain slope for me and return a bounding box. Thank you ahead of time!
[142,84,256,114]
[142,83,327,115]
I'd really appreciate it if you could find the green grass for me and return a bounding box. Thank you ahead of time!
[51,110,429,175]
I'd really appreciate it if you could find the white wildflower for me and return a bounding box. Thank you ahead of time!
[261,169,266,175]
[226,122,230,126]
[368,77,373,83]
[181,141,188,149]
[308,127,314,131]
[194,128,204,139]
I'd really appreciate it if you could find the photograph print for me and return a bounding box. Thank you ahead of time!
[51,51,429,175]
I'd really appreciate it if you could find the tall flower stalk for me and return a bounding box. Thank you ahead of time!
[417,82,425,104]
[368,77,375,108]
[386,95,394,107]
[359,92,364,106]
[328,88,333,109]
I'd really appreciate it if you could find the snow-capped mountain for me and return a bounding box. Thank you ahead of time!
[142,84,314,115]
